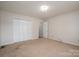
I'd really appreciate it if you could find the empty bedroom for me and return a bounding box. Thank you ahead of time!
[0,1,79,57]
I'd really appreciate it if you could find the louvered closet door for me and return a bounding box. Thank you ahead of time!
[13,20,32,43]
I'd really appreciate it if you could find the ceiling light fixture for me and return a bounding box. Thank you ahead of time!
[40,5,48,11]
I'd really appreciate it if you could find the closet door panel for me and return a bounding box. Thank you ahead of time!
[13,20,32,43]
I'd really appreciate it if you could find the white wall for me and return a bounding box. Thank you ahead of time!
[47,10,79,46]
[0,11,13,46]
[0,10,42,46]
[0,11,2,45]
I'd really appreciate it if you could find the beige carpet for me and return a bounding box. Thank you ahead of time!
[0,38,79,57]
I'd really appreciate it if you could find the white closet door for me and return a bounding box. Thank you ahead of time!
[13,20,32,42]
[43,22,48,38]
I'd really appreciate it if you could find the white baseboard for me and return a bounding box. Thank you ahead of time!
[49,36,79,46]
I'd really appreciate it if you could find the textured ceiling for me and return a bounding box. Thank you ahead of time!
[0,1,79,20]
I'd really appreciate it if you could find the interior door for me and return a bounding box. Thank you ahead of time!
[13,19,32,42]
[43,22,48,38]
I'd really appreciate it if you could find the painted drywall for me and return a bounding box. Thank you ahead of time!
[0,11,2,45]
[0,10,42,46]
[47,10,79,46]
[0,11,13,46]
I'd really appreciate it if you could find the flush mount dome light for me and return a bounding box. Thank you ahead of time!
[40,5,48,11]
